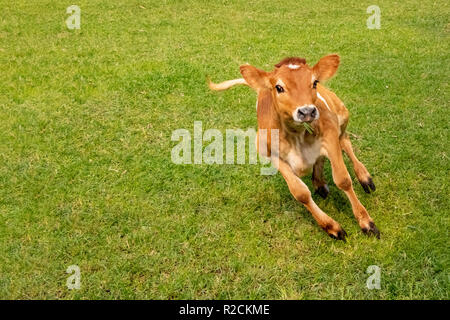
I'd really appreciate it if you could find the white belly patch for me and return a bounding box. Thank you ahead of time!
[285,140,322,175]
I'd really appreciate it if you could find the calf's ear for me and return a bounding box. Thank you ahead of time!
[312,54,340,81]
[240,65,270,91]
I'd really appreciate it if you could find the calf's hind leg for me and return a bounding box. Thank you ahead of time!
[340,133,376,194]
[312,156,329,199]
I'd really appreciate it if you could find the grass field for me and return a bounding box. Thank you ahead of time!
[0,0,448,299]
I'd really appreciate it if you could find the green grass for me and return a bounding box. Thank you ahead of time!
[0,0,448,299]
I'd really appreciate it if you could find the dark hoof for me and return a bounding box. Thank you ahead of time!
[360,177,376,194]
[315,184,330,199]
[328,228,348,242]
[362,221,380,239]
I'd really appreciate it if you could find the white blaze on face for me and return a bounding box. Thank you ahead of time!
[287,64,300,70]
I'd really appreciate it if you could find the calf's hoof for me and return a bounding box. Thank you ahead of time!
[323,223,347,242]
[360,177,376,194]
[315,184,330,199]
[329,229,348,241]
[362,221,380,239]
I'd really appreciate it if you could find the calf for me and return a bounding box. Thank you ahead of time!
[209,55,379,240]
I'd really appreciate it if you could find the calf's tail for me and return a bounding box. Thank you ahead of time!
[208,78,248,91]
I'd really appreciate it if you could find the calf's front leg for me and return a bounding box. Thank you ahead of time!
[276,158,347,240]
[323,133,380,238]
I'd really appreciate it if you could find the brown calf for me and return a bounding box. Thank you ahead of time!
[209,55,379,240]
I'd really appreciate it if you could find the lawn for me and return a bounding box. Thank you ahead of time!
[0,0,448,299]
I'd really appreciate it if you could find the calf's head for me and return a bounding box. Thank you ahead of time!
[240,55,340,129]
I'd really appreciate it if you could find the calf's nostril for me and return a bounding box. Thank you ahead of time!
[296,106,318,121]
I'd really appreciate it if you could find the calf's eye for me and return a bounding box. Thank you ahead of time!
[275,85,284,93]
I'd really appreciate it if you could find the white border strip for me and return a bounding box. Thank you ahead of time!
[316,92,331,111]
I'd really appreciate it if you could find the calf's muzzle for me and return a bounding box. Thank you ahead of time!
[294,105,319,123]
